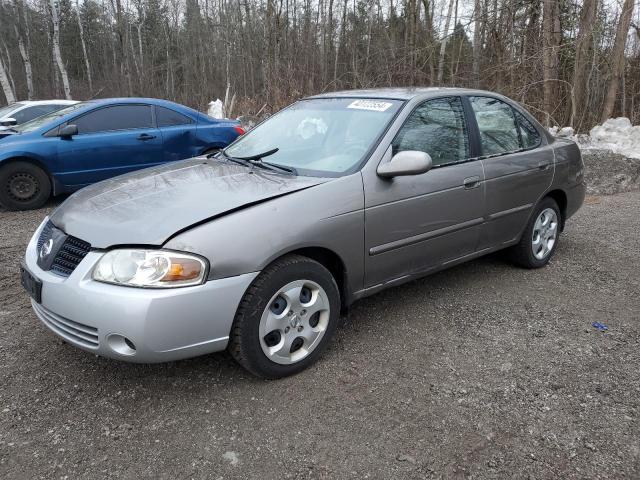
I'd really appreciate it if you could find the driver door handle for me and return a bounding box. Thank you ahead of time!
[463,176,481,189]
[137,133,156,141]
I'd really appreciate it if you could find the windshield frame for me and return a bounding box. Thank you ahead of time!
[223,96,406,178]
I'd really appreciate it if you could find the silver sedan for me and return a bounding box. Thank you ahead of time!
[21,88,586,378]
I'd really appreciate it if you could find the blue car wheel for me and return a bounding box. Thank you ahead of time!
[0,161,51,211]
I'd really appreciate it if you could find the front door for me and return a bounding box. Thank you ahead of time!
[465,96,554,249]
[54,104,163,187]
[363,96,485,288]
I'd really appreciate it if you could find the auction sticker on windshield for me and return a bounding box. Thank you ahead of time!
[347,100,393,112]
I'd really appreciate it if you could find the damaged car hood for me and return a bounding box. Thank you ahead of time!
[50,157,330,248]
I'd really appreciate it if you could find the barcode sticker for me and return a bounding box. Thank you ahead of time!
[347,100,393,112]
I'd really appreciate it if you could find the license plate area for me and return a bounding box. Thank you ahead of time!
[20,262,42,303]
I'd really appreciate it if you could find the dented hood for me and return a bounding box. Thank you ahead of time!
[50,158,329,248]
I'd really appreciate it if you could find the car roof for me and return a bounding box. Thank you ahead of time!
[14,100,78,107]
[86,97,192,109]
[81,97,202,116]
[307,87,505,101]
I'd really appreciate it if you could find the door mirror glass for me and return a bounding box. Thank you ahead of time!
[377,150,432,178]
[59,124,79,138]
[0,117,17,126]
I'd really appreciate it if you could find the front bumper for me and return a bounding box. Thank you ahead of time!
[24,221,258,363]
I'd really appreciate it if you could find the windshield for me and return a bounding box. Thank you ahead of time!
[0,103,25,118]
[224,98,403,176]
[14,102,88,133]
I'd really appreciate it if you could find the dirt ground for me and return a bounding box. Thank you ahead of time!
[1,192,639,479]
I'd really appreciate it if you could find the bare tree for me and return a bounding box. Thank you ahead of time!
[471,0,483,87]
[542,0,561,126]
[49,0,71,99]
[0,53,16,104]
[601,0,635,122]
[437,0,455,84]
[75,0,93,95]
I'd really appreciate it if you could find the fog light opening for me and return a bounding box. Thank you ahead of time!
[107,334,137,356]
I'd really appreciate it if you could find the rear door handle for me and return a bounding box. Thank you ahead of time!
[538,161,550,170]
[463,176,481,189]
[137,133,156,141]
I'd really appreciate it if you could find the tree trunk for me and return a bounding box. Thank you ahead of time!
[0,54,16,104]
[571,0,597,130]
[601,0,634,122]
[472,0,482,87]
[75,1,93,94]
[437,0,455,84]
[542,0,561,126]
[50,0,72,99]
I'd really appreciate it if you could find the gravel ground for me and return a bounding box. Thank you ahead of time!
[1,192,639,479]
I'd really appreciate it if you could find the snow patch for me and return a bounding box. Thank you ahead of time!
[551,117,640,160]
[207,99,224,119]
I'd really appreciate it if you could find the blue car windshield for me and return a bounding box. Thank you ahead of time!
[224,98,403,176]
[14,102,88,133]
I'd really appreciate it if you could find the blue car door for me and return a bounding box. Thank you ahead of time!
[54,104,163,188]
[155,105,202,161]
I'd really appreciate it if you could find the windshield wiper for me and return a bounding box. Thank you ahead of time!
[234,148,279,161]
[256,160,297,175]
[222,148,297,175]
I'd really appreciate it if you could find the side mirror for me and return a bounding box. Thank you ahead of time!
[377,150,433,178]
[0,117,16,127]
[59,124,78,138]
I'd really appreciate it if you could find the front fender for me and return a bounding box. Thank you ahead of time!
[164,173,366,299]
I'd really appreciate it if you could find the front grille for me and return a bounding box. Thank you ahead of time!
[37,221,91,277]
[32,301,99,348]
[51,236,91,276]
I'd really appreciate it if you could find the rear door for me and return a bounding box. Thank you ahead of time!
[363,96,485,288]
[155,105,201,161]
[54,104,163,187]
[465,96,554,249]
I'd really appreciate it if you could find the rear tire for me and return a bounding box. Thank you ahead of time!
[228,255,340,379]
[509,197,561,268]
[0,161,51,211]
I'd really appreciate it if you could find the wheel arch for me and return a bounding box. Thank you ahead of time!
[280,246,351,313]
[545,189,568,230]
[0,156,56,193]
[200,144,224,155]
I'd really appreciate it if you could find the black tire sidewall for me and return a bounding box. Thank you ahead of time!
[0,161,51,211]
[520,197,561,268]
[231,257,341,379]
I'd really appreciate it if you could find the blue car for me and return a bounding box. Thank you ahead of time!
[0,98,244,210]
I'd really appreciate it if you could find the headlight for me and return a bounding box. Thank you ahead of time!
[92,249,208,288]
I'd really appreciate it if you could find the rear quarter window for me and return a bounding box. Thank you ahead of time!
[156,106,193,127]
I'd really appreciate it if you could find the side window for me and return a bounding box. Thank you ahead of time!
[156,106,193,127]
[392,97,469,167]
[73,105,153,134]
[13,105,59,124]
[514,110,541,149]
[469,96,521,156]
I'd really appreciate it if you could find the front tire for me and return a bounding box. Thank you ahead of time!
[509,197,561,268]
[228,255,340,379]
[0,161,51,211]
